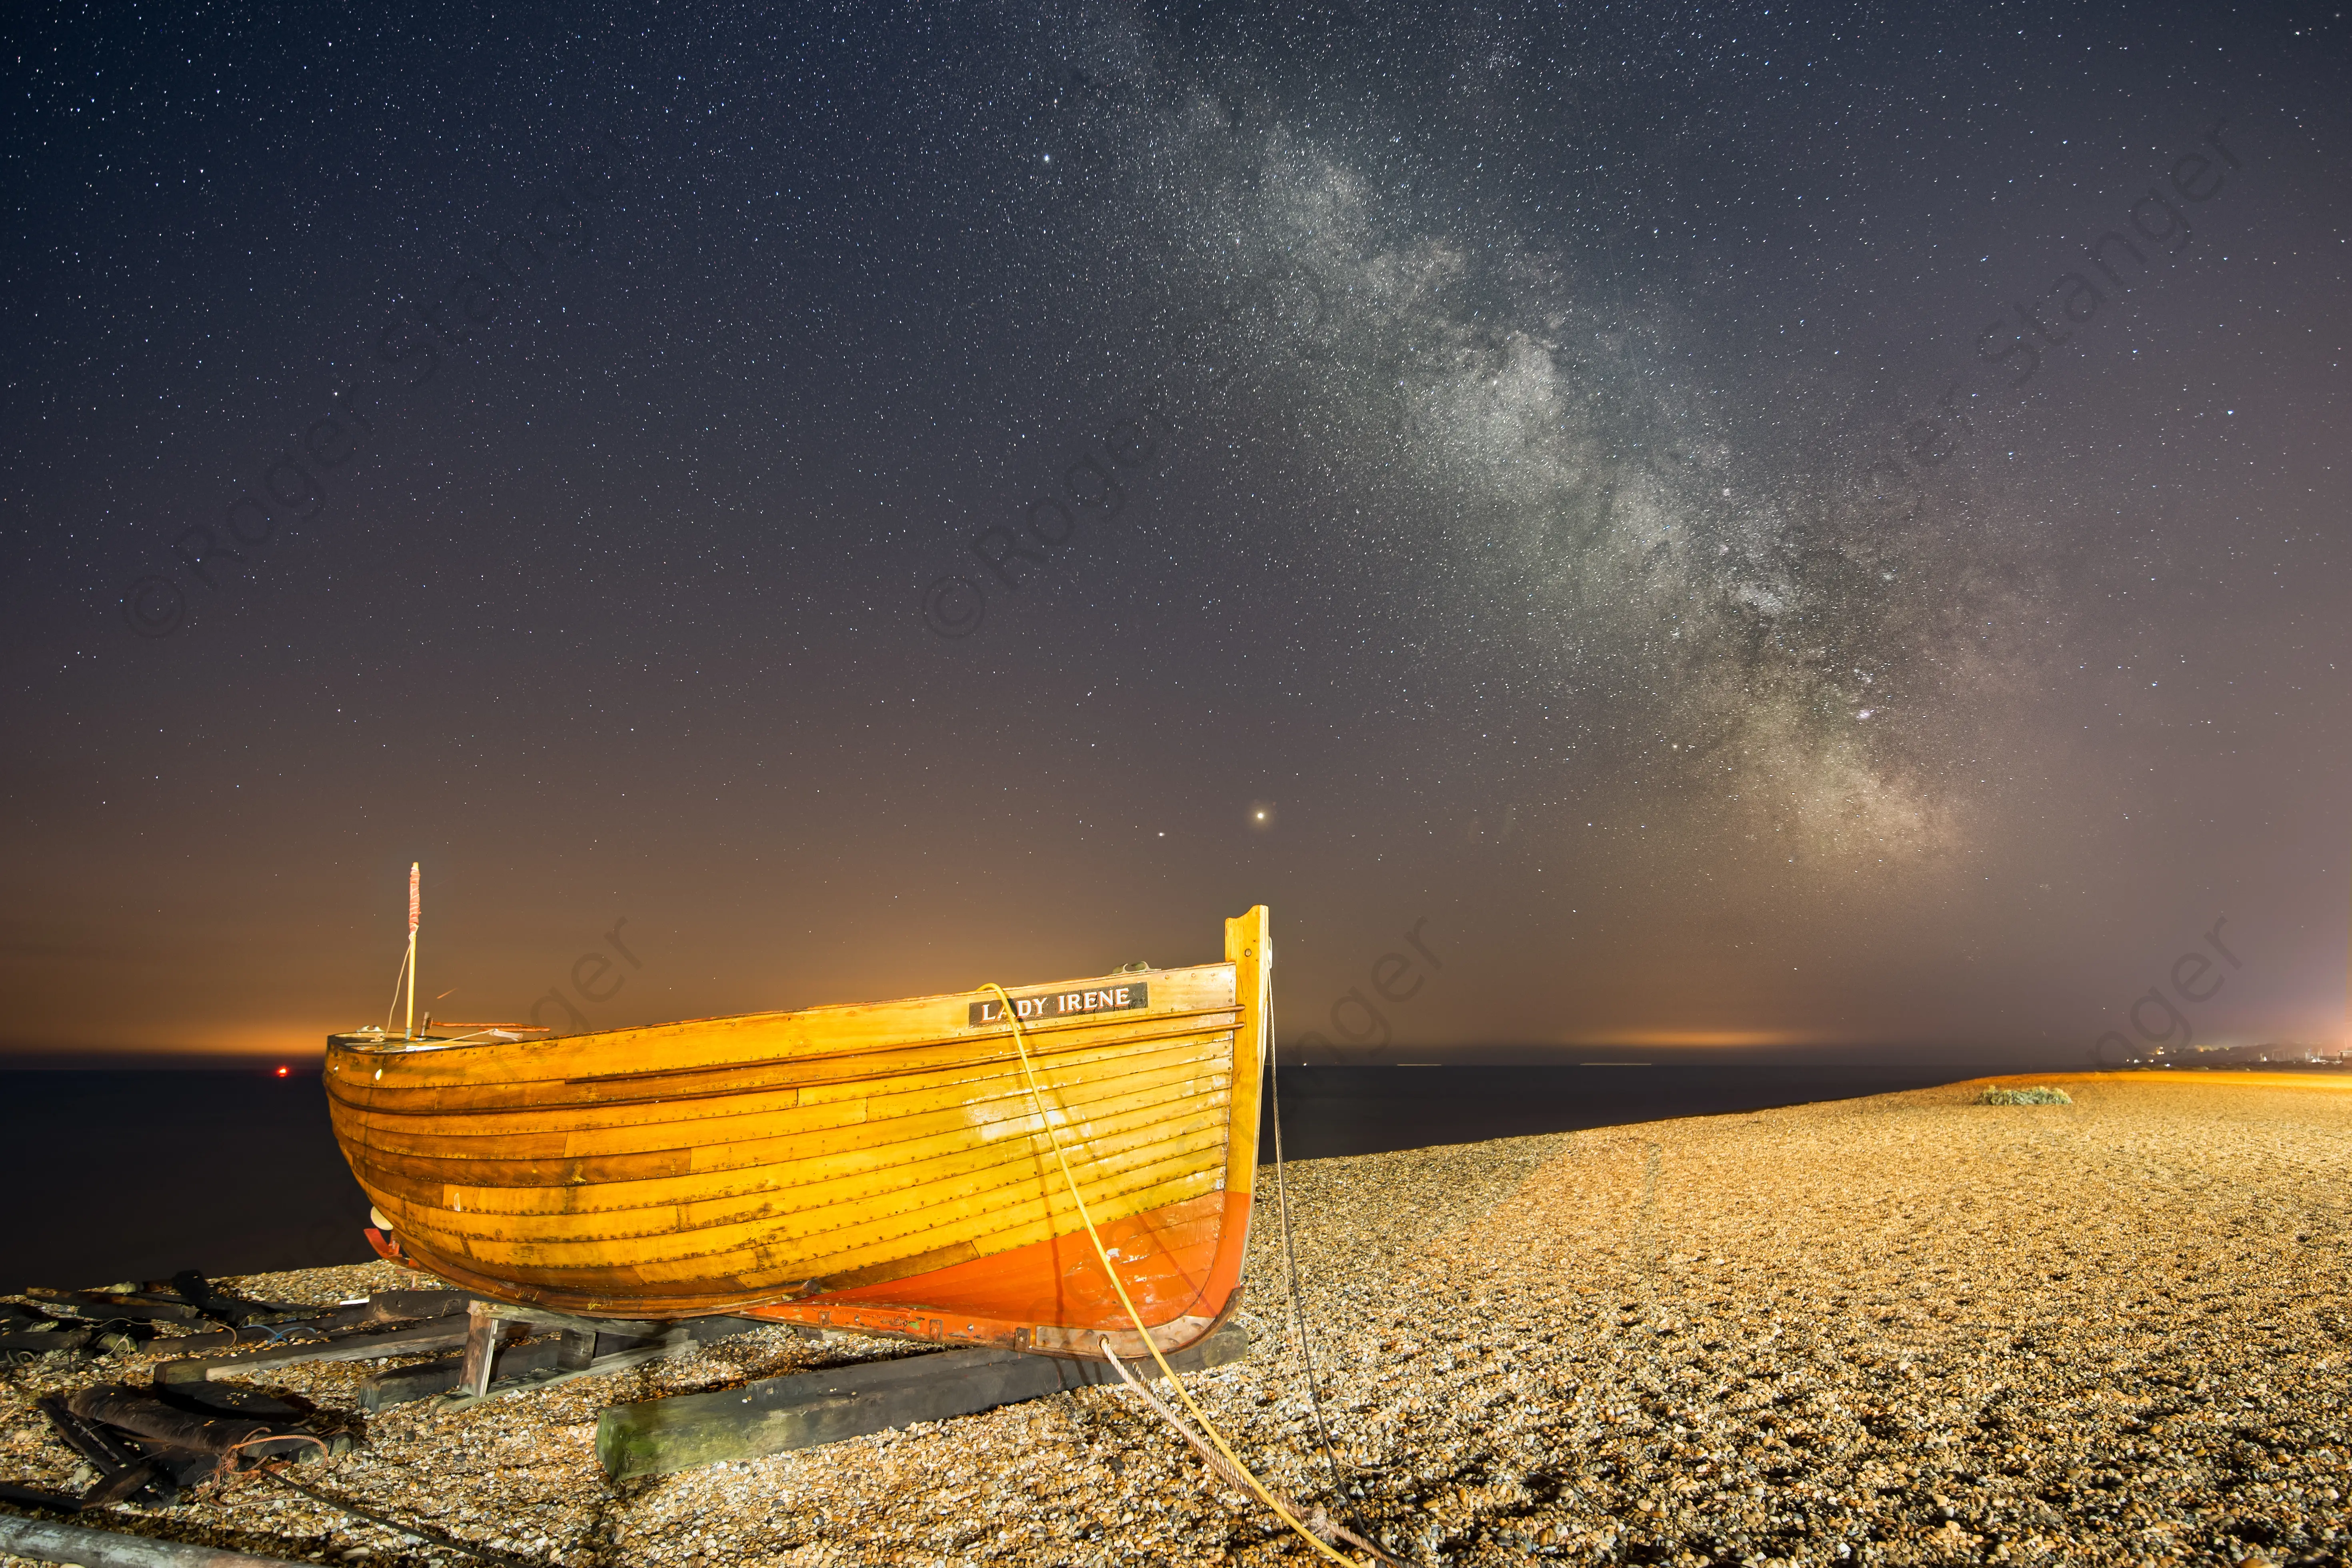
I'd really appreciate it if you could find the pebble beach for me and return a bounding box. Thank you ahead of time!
[4,1070,2349,1567]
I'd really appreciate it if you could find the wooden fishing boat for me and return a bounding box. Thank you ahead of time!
[325,907,1268,1360]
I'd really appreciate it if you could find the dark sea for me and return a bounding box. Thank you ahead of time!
[0,1054,2060,1292]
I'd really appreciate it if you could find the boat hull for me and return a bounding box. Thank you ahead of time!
[326,909,1269,1357]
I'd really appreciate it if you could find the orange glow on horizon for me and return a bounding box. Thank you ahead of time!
[1565,1029,1824,1048]
[0,1028,336,1062]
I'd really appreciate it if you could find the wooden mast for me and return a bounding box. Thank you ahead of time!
[405,862,419,1041]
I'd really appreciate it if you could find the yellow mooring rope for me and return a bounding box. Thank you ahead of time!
[983,982,1381,1568]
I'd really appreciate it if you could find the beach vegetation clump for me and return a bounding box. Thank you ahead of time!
[1979,1085,2073,1105]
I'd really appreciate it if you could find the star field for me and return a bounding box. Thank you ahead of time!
[2,0,2347,1060]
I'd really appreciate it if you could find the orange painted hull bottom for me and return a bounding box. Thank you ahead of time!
[373,1188,1250,1361]
[747,1188,1249,1356]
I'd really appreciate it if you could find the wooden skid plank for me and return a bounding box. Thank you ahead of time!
[361,1337,560,1412]
[446,1317,772,1409]
[152,1318,471,1383]
[596,1320,1248,1479]
[357,1316,772,1410]
[0,1514,314,1567]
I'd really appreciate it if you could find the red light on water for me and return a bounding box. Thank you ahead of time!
[276,1066,290,1078]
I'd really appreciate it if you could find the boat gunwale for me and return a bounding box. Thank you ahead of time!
[334,1011,1251,1123]
[332,1029,1242,1142]
[558,1001,1231,1087]
[324,963,1230,1064]
[324,1005,1242,1114]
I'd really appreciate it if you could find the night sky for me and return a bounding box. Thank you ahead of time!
[5,2,2348,1066]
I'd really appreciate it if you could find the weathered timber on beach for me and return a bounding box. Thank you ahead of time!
[221,1288,474,1341]
[153,1294,451,1354]
[356,1335,565,1411]
[0,1324,93,1358]
[26,1291,207,1325]
[596,1318,1249,1480]
[153,1316,470,1383]
[161,1270,322,1328]
[65,1386,332,1464]
[457,1299,661,1397]
[362,1308,769,1410]
[349,1289,476,1323]
[22,1282,319,1330]
[0,1513,312,1568]
[14,1287,472,1369]
[6,1383,342,1522]
[444,1310,773,1409]
[34,1394,179,1506]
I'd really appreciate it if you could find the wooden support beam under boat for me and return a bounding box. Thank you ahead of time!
[153,1318,474,1384]
[595,1320,1249,1480]
[445,1300,768,1406]
[149,1291,765,1411]
[0,1514,313,1568]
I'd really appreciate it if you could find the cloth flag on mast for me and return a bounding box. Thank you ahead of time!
[409,863,420,933]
